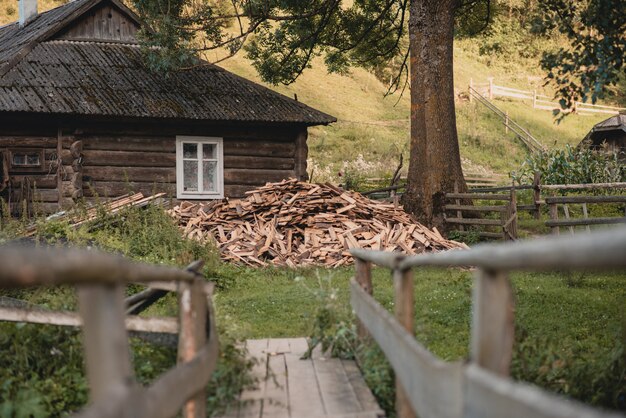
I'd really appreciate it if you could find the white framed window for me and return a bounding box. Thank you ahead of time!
[176,136,224,199]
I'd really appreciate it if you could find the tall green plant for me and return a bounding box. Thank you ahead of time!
[512,145,625,185]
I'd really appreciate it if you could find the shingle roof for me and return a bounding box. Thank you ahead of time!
[0,0,336,125]
[591,113,626,132]
[0,0,97,71]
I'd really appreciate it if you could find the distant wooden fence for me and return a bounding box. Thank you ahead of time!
[445,177,626,240]
[350,229,626,418]
[472,78,626,116]
[444,182,517,240]
[0,248,218,418]
[468,86,545,153]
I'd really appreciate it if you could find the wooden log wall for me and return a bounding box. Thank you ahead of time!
[0,133,63,214]
[66,124,304,203]
[1,121,308,213]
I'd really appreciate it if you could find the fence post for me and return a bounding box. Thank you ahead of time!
[509,186,518,240]
[533,172,541,220]
[549,203,559,235]
[178,278,208,418]
[470,268,515,376]
[393,267,416,418]
[469,78,473,103]
[532,90,537,108]
[454,180,464,232]
[505,111,509,133]
[488,77,494,100]
[78,284,135,404]
[355,258,373,340]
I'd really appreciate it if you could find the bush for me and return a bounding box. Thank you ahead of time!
[512,144,625,185]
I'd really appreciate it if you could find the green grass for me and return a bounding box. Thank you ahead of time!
[214,265,625,360]
[214,264,626,410]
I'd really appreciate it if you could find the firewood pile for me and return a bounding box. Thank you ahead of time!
[169,179,467,267]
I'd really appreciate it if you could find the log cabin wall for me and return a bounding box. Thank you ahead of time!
[1,118,309,213]
[0,127,64,214]
[73,124,304,201]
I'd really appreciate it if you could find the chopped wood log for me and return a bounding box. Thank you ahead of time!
[169,179,467,267]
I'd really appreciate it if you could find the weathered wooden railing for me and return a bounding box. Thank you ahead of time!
[0,247,218,418]
[350,229,626,418]
[444,182,518,240]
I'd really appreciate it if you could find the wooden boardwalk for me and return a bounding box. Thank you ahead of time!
[219,338,384,418]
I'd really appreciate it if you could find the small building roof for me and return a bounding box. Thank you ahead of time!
[0,0,336,125]
[589,113,626,133]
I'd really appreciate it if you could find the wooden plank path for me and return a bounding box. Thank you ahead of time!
[219,338,384,418]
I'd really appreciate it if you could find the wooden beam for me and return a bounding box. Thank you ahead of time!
[0,305,178,334]
[178,279,208,418]
[354,258,373,340]
[351,228,626,271]
[350,280,463,418]
[445,218,503,226]
[470,269,514,376]
[72,294,220,418]
[446,193,511,201]
[78,284,135,403]
[545,217,626,227]
[0,247,196,288]
[444,205,507,212]
[463,364,621,418]
[545,195,626,204]
[394,268,416,418]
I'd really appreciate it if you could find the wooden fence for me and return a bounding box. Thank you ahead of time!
[0,248,218,418]
[445,178,626,240]
[444,182,517,240]
[468,86,545,153]
[472,78,626,116]
[350,229,626,418]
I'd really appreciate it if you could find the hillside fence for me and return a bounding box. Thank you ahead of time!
[467,86,545,153]
[350,228,626,418]
[0,248,218,418]
[471,78,626,116]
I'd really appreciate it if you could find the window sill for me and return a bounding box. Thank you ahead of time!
[177,193,224,200]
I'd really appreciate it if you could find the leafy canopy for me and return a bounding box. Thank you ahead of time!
[538,0,626,109]
[132,0,489,89]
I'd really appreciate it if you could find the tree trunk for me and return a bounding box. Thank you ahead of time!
[402,0,467,229]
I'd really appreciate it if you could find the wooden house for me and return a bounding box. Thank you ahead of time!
[579,112,626,155]
[0,0,335,214]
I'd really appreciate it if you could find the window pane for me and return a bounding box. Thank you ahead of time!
[202,143,216,159]
[202,161,217,192]
[12,154,25,165]
[183,143,197,159]
[183,160,198,192]
[26,153,40,165]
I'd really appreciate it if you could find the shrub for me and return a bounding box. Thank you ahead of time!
[512,144,625,185]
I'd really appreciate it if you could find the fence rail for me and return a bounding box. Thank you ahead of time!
[472,78,626,116]
[0,247,218,418]
[350,229,626,418]
[445,177,626,240]
[468,86,545,153]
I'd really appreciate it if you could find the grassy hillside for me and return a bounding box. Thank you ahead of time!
[0,0,616,182]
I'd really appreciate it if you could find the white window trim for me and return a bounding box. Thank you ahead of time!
[176,136,224,199]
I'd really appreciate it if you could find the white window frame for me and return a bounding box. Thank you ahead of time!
[176,136,224,199]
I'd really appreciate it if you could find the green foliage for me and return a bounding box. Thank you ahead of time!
[356,344,396,417]
[512,323,626,410]
[0,324,88,417]
[538,0,626,110]
[296,272,357,359]
[447,229,482,244]
[512,145,626,185]
[205,325,258,416]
